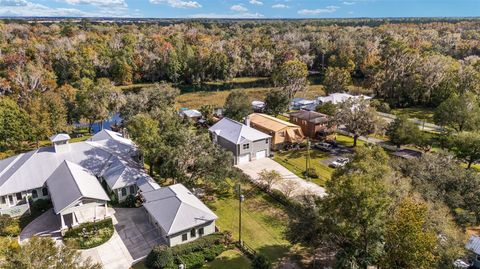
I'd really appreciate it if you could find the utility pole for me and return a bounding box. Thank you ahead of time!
[236,183,245,246]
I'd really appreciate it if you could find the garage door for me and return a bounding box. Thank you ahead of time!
[238,154,250,164]
[256,150,266,160]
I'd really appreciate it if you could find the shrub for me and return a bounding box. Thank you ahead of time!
[178,251,205,268]
[202,244,226,261]
[146,245,175,269]
[0,215,20,236]
[370,99,391,113]
[63,218,114,249]
[30,199,52,213]
[120,194,136,208]
[304,168,319,178]
[251,254,272,269]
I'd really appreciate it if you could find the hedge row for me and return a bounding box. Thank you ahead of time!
[146,232,232,269]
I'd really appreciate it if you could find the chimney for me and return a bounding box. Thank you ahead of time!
[245,116,251,127]
[50,133,71,153]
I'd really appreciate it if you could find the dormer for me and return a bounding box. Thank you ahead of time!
[49,133,71,153]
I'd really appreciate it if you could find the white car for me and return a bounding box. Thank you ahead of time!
[315,142,332,152]
[330,157,349,168]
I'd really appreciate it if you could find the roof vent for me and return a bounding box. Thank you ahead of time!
[50,133,71,153]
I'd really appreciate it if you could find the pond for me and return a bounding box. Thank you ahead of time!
[75,113,123,134]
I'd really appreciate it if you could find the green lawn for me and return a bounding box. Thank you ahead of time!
[273,149,333,186]
[203,249,251,269]
[209,182,293,264]
[391,107,435,123]
[335,134,365,147]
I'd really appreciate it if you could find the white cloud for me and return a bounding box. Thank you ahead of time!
[342,1,356,5]
[60,0,127,7]
[272,4,288,8]
[230,4,247,12]
[188,12,263,18]
[298,5,339,15]
[249,0,262,5]
[149,0,201,8]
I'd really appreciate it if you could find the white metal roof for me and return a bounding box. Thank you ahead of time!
[47,160,110,214]
[90,129,133,147]
[0,134,141,196]
[49,133,71,143]
[142,184,217,236]
[317,93,372,105]
[181,109,202,118]
[466,236,480,255]
[208,117,271,144]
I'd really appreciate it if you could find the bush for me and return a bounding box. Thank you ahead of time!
[30,199,52,213]
[146,245,175,269]
[178,251,205,268]
[202,244,226,261]
[63,218,114,249]
[370,99,391,113]
[304,168,319,178]
[120,194,136,208]
[251,254,272,269]
[0,215,20,236]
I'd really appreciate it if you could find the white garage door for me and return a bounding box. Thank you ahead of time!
[256,150,266,160]
[238,154,250,164]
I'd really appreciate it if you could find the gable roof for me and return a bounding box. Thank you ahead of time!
[181,109,202,118]
[208,117,270,144]
[289,110,330,124]
[143,184,217,236]
[249,113,300,132]
[90,129,133,147]
[47,160,109,214]
[49,133,71,143]
[467,236,480,255]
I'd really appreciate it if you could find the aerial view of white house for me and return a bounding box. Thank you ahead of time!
[208,117,271,165]
[0,129,217,246]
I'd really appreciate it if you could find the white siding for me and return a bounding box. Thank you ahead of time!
[167,221,216,247]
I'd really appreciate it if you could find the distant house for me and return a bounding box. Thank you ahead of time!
[291,98,317,110]
[289,110,336,139]
[317,93,372,105]
[252,100,266,112]
[180,109,203,122]
[466,236,480,268]
[208,117,271,165]
[142,184,218,247]
[248,113,304,150]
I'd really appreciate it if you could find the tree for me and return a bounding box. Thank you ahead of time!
[126,114,161,175]
[323,67,352,94]
[146,245,174,269]
[0,97,30,151]
[386,115,420,149]
[449,131,480,169]
[264,89,289,116]
[224,90,251,122]
[76,78,125,133]
[258,169,282,191]
[272,60,308,100]
[315,102,337,116]
[434,92,480,132]
[334,98,381,146]
[383,198,437,269]
[251,254,272,269]
[3,236,100,269]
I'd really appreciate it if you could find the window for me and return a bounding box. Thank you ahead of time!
[190,229,196,238]
[182,233,188,241]
[42,187,48,196]
[1,196,5,204]
[279,131,285,137]
[129,185,135,194]
[265,139,269,144]
[199,227,204,236]
[243,144,249,150]
[8,195,13,204]
[32,190,38,199]
[121,188,127,197]
[16,193,22,201]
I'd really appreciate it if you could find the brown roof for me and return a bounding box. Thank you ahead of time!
[289,110,330,124]
[249,113,300,132]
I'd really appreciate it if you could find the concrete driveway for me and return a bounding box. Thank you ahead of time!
[237,158,326,199]
[19,208,62,242]
[81,207,165,269]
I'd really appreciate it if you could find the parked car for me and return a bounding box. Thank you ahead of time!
[330,157,349,168]
[325,140,338,148]
[315,142,332,151]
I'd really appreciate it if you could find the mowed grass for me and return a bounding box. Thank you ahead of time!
[335,134,365,147]
[209,182,292,264]
[273,149,333,186]
[203,249,251,269]
[391,107,435,123]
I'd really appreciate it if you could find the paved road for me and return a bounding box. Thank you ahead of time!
[237,158,327,199]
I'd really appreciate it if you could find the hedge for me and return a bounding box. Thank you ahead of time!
[146,232,231,269]
[63,218,114,249]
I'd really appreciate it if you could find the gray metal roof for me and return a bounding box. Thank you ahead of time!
[0,134,143,196]
[209,117,271,144]
[143,184,217,236]
[466,236,480,255]
[289,110,330,124]
[47,160,110,214]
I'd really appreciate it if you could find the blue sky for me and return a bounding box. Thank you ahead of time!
[0,0,479,18]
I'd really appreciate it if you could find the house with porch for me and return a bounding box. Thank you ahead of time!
[248,113,305,150]
[289,110,336,140]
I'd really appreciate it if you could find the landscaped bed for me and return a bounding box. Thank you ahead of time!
[63,218,114,249]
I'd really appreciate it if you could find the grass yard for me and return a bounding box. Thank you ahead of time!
[203,249,251,269]
[273,149,333,186]
[335,134,365,147]
[209,181,293,264]
[391,107,435,123]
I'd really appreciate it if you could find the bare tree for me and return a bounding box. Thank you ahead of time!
[258,169,282,191]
